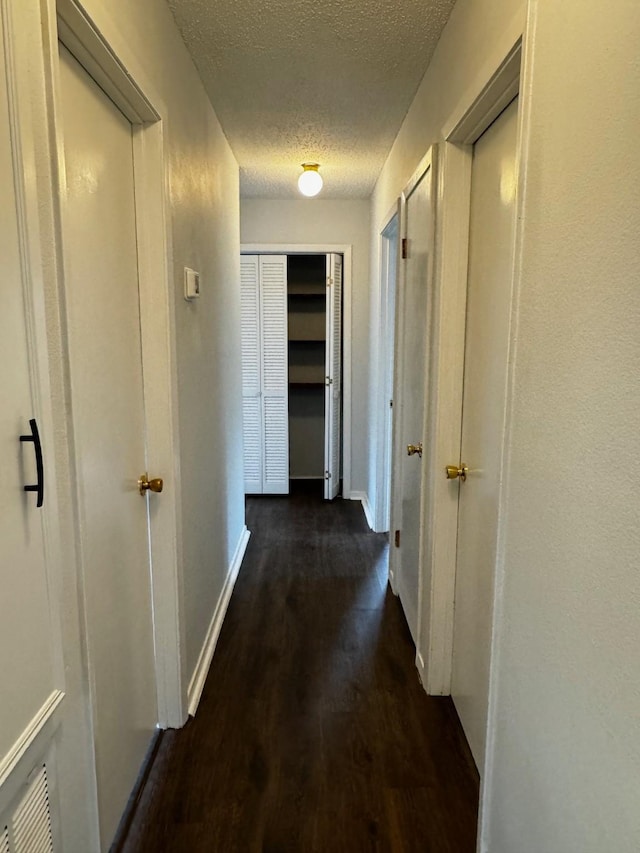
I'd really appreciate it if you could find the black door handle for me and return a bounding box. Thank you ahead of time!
[20,418,44,508]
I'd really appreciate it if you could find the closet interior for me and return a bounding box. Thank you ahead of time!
[288,255,326,481]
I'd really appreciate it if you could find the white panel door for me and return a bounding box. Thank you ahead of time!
[59,45,157,848]
[0,10,56,772]
[390,152,436,643]
[451,98,519,770]
[240,255,263,493]
[324,253,342,500]
[259,255,289,494]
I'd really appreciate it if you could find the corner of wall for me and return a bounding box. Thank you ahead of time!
[187,526,250,716]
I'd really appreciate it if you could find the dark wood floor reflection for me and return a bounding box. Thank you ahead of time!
[122,482,479,852]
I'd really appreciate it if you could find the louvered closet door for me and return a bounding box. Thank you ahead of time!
[259,256,289,494]
[5,765,54,853]
[240,256,263,492]
[324,254,342,500]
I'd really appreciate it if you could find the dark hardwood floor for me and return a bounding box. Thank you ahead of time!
[121,482,479,852]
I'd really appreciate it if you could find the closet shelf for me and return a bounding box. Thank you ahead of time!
[287,287,325,296]
[288,363,325,383]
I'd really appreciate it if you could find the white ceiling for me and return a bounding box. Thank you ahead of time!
[167,0,457,199]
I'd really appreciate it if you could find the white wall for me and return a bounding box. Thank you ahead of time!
[240,198,371,496]
[371,0,640,850]
[484,2,640,850]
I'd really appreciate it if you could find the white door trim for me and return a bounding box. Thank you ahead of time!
[241,243,353,499]
[49,0,186,729]
[419,15,537,824]
[421,27,526,700]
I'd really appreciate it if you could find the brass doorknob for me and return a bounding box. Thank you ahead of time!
[407,443,423,458]
[445,464,468,482]
[138,473,164,495]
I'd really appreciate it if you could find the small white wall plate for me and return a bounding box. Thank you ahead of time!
[184,267,201,300]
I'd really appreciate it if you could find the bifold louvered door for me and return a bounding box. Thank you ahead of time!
[240,256,263,492]
[324,254,342,499]
[240,255,289,494]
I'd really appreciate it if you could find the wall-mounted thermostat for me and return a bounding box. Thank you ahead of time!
[184,267,201,301]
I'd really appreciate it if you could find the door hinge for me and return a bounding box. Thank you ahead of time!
[325,376,333,386]
[401,238,408,259]
[389,399,393,408]
[394,529,401,548]
[326,276,333,287]
[324,471,331,480]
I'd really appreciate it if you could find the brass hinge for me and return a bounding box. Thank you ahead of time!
[394,529,401,548]
[326,276,333,287]
[401,238,408,259]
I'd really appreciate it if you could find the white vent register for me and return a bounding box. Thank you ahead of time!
[1,766,54,853]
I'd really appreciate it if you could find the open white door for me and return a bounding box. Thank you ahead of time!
[259,255,289,494]
[240,255,289,494]
[378,214,399,531]
[240,255,263,493]
[324,253,342,499]
[389,149,437,643]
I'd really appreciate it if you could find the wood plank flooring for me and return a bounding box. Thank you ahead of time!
[121,483,479,852]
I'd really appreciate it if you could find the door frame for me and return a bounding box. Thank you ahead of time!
[241,243,353,499]
[42,0,186,729]
[418,8,534,720]
[324,253,342,500]
[373,204,400,534]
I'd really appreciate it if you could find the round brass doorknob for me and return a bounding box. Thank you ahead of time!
[138,473,164,495]
[445,464,468,482]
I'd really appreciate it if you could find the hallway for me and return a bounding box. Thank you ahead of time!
[121,485,479,851]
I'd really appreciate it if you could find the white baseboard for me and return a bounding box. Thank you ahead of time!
[415,650,427,690]
[187,526,250,717]
[361,494,375,530]
[349,491,375,530]
[388,566,398,595]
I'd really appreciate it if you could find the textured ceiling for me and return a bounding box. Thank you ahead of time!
[167,0,457,198]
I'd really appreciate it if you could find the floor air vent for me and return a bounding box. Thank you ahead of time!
[6,767,53,853]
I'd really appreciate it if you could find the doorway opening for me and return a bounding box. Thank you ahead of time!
[240,243,353,500]
[375,211,399,532]
[287,254,343,498]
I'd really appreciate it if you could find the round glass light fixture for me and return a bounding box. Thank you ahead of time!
[298,163,323,197]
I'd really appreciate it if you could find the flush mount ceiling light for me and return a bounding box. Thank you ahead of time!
[298,163,323,197]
